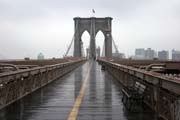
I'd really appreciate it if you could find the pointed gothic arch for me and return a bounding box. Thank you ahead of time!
[81,30,90,58]
[96,30,105,57]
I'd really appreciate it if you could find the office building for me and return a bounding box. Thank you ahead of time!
[158,50,169,60]
[172,49,180,60]
[135,48,145,59]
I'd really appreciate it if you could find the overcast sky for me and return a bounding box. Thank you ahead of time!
[0,0,180,59]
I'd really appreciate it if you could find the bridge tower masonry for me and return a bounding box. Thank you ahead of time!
[73,17,113,59]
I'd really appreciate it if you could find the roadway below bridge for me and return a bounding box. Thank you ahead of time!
[0,60,157,120]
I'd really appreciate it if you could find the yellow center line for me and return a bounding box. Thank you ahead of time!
[67,62,92,120]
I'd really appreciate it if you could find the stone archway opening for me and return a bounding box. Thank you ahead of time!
[95,30,105,58]
[81,30,90,58]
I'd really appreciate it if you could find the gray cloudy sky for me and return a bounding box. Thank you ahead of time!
[0,0,180,59]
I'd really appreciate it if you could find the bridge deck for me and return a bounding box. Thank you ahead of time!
[0,61,157,120]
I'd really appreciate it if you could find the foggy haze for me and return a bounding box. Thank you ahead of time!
[0,0,180,59]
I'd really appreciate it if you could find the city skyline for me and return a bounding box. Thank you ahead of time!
[134,48,180,60]
[0,0,180,59]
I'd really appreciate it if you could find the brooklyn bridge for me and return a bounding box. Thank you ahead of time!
[0,17,180,120]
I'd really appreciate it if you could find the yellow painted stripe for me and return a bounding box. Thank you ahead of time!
[67,63,92,120]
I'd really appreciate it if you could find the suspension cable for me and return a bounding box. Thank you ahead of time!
[64,35,74,57]
[112,37,119,53]
[64,20,79,57]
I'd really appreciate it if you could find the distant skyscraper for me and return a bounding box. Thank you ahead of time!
[135,48,145,59]
[145,48,155,59]
[86,48,89,58]
[172,49,180,60]
[112,52,125,59]
[86,47,101,58]
[81,41,85,57]
[134,48,155,60]
[96,46,101,58]
[158,50,169,60]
